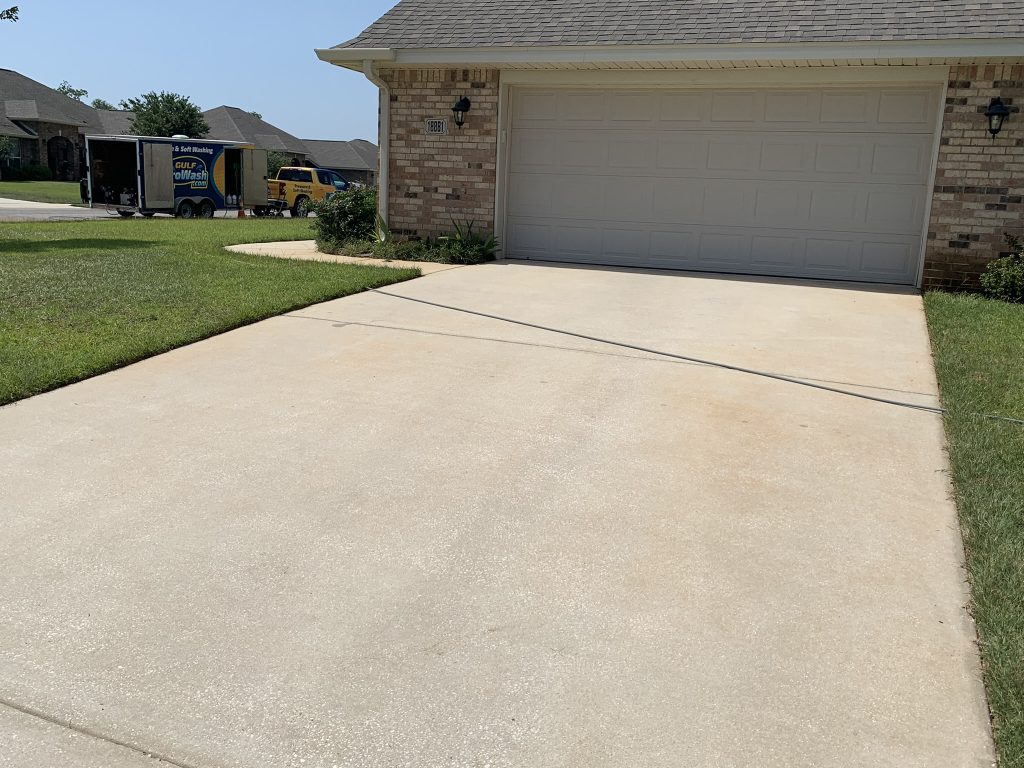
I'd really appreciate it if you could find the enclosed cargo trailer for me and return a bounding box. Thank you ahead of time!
[85,135,268,218]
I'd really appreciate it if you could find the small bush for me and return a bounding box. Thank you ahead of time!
[318,218,499,266]
[4,163,53,181]
[312,187,377,248]
[980,233,1024,303]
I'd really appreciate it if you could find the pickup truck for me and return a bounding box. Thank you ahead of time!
[255,166,348,217]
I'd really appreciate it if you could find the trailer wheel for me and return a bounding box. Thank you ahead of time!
[116,210,135,218]
[253,206,268,218]
[292,196,310,218]
[141,212,155,218]
[197,200,215,219]
[177,200,196,219]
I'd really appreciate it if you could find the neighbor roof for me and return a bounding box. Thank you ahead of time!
[335,0,1024,48]
[0,68,99,129]
[303,139,378,172]
[94,108,134,135]
[203,106,308,155]
[0,114,34,139]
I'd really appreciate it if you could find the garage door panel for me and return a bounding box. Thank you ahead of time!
[608,92,658,123]
[561,137,607,169]
[708,137,760,171]
[866,188,925,231]
[510,133,557,169]
[606,180,655,221]
[806,238,857,271]
[699,232,751,265]
[652,180,704,222]
[703,181,755,223]
[860,241,916,275]
[878,90,935,124]
[608,137,655,169]
[750,235,806,268]
[651,230,697,261]
[659,91,711,122]
[711,91,761,122]
[556,225,603,256]
[656,137,707,169]
[506,86,938,283]
[605,228,651,259]
[754,185,811,227]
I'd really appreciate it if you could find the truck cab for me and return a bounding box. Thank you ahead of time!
[260,166,348,218]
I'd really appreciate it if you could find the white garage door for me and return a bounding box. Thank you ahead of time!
[505,86,940,284]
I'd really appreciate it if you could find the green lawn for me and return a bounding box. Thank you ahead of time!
[925,292,1024,768]
[0,180,82,204]
[0,218,419,405]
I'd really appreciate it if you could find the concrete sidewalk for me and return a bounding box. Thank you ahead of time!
[0,262,993,767]
[225,239,462,274]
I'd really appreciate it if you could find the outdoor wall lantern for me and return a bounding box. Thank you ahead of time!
[452,96,472,129]
[985,97,1011,138]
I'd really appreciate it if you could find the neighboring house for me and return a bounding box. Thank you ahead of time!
[203,106,310,162]
[93,108,135,136]
[0,68,103,180]
[302,138,378,184]
[317,1,1024,290]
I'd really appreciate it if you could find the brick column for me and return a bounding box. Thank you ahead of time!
[380,68,499,238]
[924,65,1024,290]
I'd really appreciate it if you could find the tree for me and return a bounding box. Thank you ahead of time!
[120,92,209,138]
[267,151,290,177]
[1,6,17,21]
[56,80,88,101]
[91,98,114,110]
[0,135,14,180]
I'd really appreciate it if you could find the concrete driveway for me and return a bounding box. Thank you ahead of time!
[0,262,992,767]
[0,196,110,221]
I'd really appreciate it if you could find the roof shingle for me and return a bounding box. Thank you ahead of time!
[335,0,1024,49]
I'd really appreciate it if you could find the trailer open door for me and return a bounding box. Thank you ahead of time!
[242,149,268,207]
[142,142,174,209]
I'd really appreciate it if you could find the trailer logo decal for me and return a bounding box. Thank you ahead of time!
[173,156,209,189]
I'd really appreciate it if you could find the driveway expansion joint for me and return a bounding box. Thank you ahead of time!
[0,695,203,768]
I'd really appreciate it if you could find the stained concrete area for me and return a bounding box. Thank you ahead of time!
[0,262,992,767]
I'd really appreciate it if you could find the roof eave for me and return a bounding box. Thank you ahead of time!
[316,47,396,71]
[316,38,1024,69]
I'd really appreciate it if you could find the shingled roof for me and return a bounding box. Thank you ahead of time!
[0,68,101,131]
[302,139,378,173]
[335,0,1024,49]
[203,106,308,156]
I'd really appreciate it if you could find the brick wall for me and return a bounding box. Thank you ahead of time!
[925,65,1024,290]
[381,68,499,238]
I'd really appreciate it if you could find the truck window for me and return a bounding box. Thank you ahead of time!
[318,170,348,190]
[294,169,312,183]
[278,168,296,181]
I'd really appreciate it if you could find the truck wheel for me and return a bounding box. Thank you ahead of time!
[197,200,215,219]
[291,196,310,218]
[253,206,268,218]
[177,200,196,219]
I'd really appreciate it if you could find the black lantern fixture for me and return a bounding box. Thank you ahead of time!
[984,97,1011,138]
[451,96,472,129]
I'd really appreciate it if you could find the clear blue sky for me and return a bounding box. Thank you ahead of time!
[0,0,399,141]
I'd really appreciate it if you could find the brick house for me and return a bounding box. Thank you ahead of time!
[0,68,104,180]
[317,1,1023,290]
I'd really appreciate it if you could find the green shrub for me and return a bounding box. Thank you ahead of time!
[21,163,53,181]
[317,216,499,265]
[980,233,1024,303]
[4,163,53,181]
[312,187,377,248]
